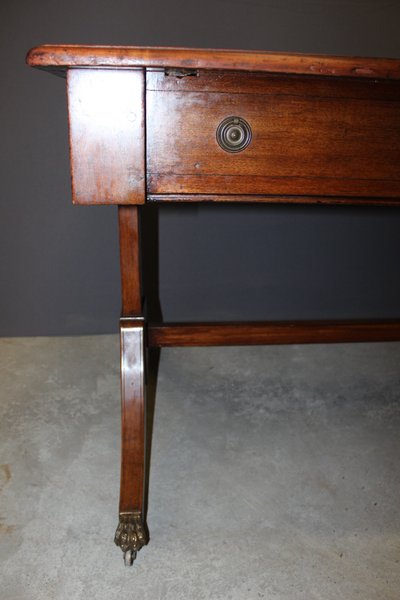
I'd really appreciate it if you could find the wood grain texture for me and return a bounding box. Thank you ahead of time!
[148,321,400,347]
[67,69,145,205]
[146,72,400,198]
[148,69,400,99]
[27,45,400,80]
[118,206,142,316]
[119,318,146,513]
[147,194,400,206]
[148,175,400,198]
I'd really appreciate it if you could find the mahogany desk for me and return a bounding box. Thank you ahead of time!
[27,45,400,565]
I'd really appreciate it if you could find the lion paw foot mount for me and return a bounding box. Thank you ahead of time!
[114,512,148,565]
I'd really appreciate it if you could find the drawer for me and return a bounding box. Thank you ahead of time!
[146,70,400,200]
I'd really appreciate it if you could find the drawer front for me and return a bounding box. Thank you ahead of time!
[146,71,400,199]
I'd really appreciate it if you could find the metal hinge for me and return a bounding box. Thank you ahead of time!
[164,67,199,78]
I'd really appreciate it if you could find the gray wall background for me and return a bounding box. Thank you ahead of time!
[2,0,400,336]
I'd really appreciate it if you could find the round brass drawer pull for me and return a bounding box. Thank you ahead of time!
[216,116,252,153]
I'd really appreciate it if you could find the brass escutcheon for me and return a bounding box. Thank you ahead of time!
[216,116,252,153]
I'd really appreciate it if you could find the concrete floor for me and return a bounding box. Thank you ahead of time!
[1,335,400,599]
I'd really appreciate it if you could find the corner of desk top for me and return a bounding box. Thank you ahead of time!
[26,45,67,77]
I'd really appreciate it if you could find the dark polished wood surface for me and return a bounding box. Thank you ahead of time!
[117,206,148,564]
[27,44,400,565]
[118,206,142,316]
[119,318,146,512]
[147,194,400,206]
[67,69,145,205]
[147,70,400,199]
[148,320,400,347]
[27,44,400,80]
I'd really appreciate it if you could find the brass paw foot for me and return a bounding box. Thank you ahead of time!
[114,511,148,565]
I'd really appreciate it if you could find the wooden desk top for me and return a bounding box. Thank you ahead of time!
[26,45,400,206]
[26,44,400,80]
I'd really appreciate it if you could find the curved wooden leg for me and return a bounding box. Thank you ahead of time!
[114,317,148,564]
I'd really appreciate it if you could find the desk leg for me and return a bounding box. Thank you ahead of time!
[114,318,148,565]
[114,207,148,565]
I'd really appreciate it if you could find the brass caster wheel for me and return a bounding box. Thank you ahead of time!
[124,549,136,566]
